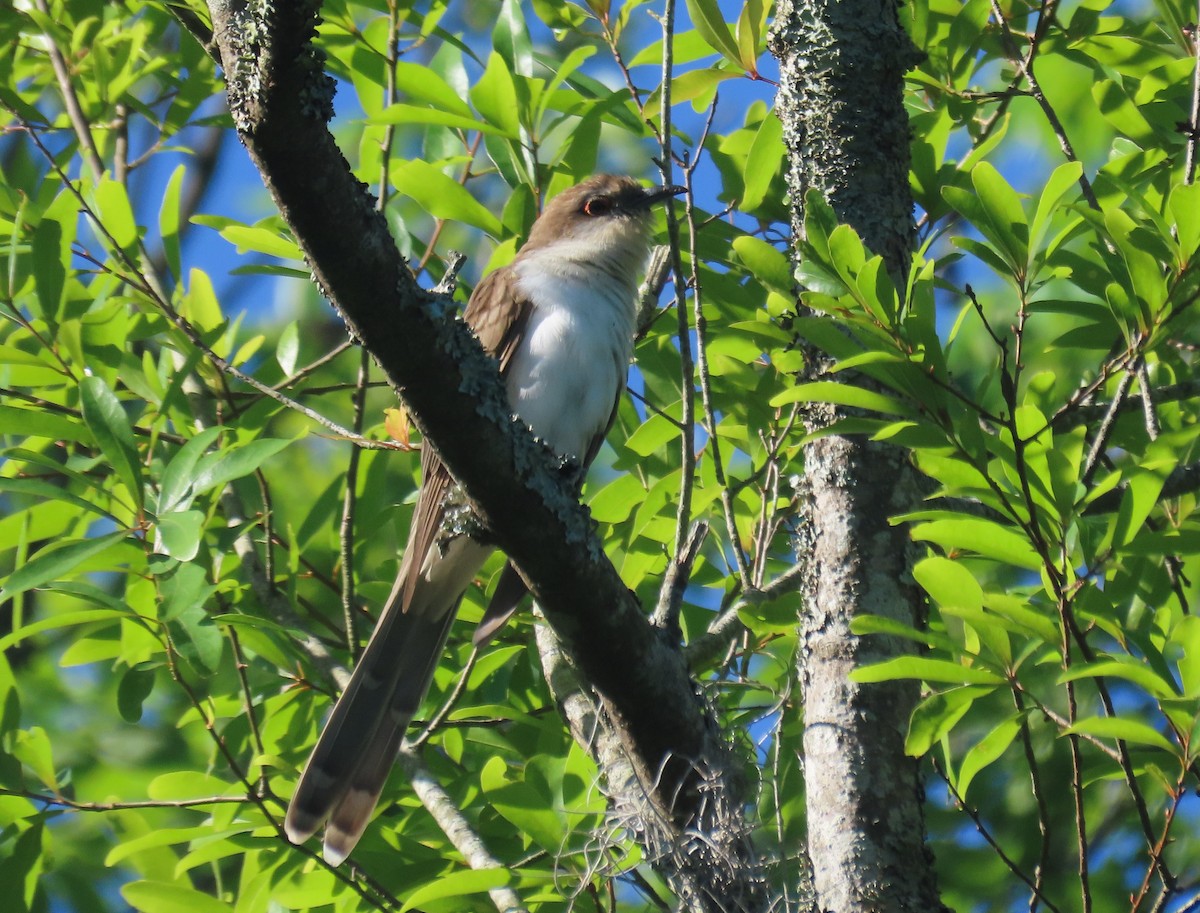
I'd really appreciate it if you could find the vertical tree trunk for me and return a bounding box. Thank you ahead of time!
[770,2,947,911]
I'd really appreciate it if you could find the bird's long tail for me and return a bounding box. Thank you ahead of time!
[284,538,489,863]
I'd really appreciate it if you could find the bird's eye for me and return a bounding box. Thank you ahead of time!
[582,197,613,217]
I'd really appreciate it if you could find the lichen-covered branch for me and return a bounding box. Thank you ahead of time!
[770,0,947,910]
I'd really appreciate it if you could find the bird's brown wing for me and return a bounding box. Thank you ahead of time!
[396,441,453,609]
[395,266,530,611]
[464,265,532,374]
[463,268,541,643]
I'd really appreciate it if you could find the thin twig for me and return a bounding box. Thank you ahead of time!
[1137,360,1160,442]
[227,625,268,790]
[409,648,480,749]
[162,625,396,909]
[340,348,370,658]
[1081,367,1135,486]
[2,788,253,811]
[1185,0,1200,184]
[34,0,105,180]
[684,560,807,669]
[932,758,1064,913]
[652,520,709,631]
[680,101,753,589]
[1012,688,1052,912]
[655,0,698,586]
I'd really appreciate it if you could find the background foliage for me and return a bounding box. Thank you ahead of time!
[0,0,1198,911]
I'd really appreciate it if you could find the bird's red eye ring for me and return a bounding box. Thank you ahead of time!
[582,197,613,217]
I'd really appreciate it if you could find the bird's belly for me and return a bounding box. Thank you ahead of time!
[505,302,629,460]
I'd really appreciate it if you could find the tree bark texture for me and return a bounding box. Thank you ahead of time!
[199,3,767,909]
[771,1,948,911]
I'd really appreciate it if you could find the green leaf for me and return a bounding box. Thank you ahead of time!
[1029,161,1083,256]
[276,320,300,376]
[10,727,58,789]
[106,825,245,868]
[158,427,223,515]
[908,516,1042,571]
[1092,79,1157,147]
[0,651,18,737]
[852,656,1003,685]
[1111,461,1172,548]
[391,60,474,117]
[982,592,1059,643]
[80,374,144,510]
[93,175,139,253]
[531,0,590,29]
[117,664,156,723]
[31,213,66,318]
[0,531,129,601]
[471,52,522,139]
[685,0,741,62]
[967,161,1028,272]
[1170,182,1200,261]
[735,0,766,72]
[1104,208,1167,323]
[0,609,129,653]
[1172,615,1200,697]
[850,613,958,652]
[400,868,513,913]
[742,111,782,212]
[589,474,646,523]
[952,237,1018,282]
[731,235,792,295]
[771,381,913,417]
[159,164,186,279]
[624,411,681,457]
[147,771,238,801]
[827,225,867,283]
[665,67,738,106]
[493,0,534,78]
[906,687,990,755]
[480,755,565,853]
[167,600,223,674]
[122,880,234,913]
[157,510,206,561]
[372,103,514,136]
[957,715,1021,800]
[216,224,303,261]
[1059,660,1179,699]
[1065,716,1176,755]
[0,476,117,524]
[914,557,983,611]
[192,438,295,495]
[183,268,223,334]
[393,160,504,236]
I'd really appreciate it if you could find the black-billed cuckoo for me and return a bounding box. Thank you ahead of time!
[284,175,684,864]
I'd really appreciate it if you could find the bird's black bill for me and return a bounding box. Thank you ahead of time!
[638,184,687,207]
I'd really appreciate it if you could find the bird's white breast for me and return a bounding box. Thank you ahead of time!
[507,257,639,461]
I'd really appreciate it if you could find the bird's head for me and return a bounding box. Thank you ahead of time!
[518,175,685,272]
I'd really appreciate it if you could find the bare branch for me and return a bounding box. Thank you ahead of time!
[398,747,530,913]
